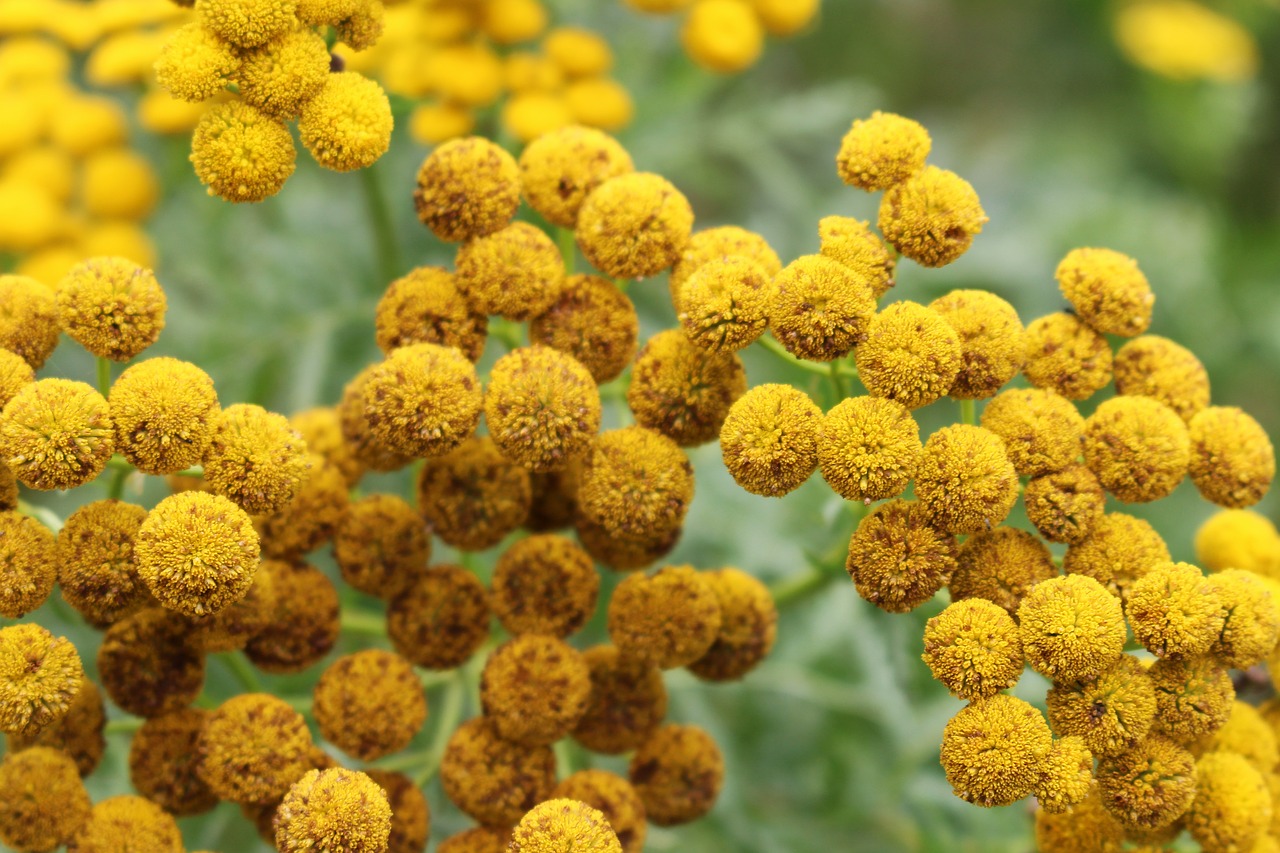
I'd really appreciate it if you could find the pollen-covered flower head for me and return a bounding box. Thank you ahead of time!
[128,708,218,817]
[949,526,1055,616]
[578,426,694,541]
[1023,312,1113,400]
[1047,654,1156,757]
[134,490,260,619]
[72,795,183,853]
[1056,247,1154,337]
[531,274,638,384]
[198,692,314,805]
[0,746,91,852]
[1148,654,1234,743]
[1018,574,1125,683]
[333,493,429,599]
[1114,334,1210,422]
[1206,701,1279,775]
[855,301,961,409]
[573,644,667,754]
[244,560,340,673]
[56,256,166,361]
[0,624,81,737]
[679,0,764,72]
[387,564,491,669]
[846,499,957,613]
[576,514,682,572]
[519,125,634,227]
[629,724,724,826]
[109,357,220,475]
[185,560,277,653]
[257,453,349,559]
[1083,396,1189,503]
[921,598,1023,700]
[1096,735,1196,830]
[1064,512,1171,600]
[486,345,601,471]
[1024,464,1106,545]
[414,137,520,242]
[719,383,820,498]
[915,424,1019,535]
[0,378,114,491]
[1188,405,1275,508]
[836,111,930,191]
[440,717,557,828]
[979,387,1084,477]
[0,509,56,618]
[290,406,363,486]
[628,329,745,447]
[417,437,531,550]
[491,534,599,638]
[608,565,722,669]
[276,768,392,853]
[338,368,417,474]
[198,0,297,48]
[677,256,775,352]
[1035,787,1127,852]
[1186,751,1272,853]
[438,828,510,853]
[361,769,430,853]
[191,101,297,202]
[1124,561,1224,658]
[1195,508,1280,576]
[300,71,393,171]
[56,499,149,627]
[375,266,487,362]
[939,694,1053,807]
[97,608,205,718]
[553,771,646,853]
[768,254,875,361]
[928,289,1025,399]
[313,650,427,761]
[0,275,59,369]
[482,634,591,745]
[878,165,986,267]
[360,343,482,459]
[154,22,242,102]
[817,215,896,299]
[1034,736,1093,815]
[1210,567,1280,669]
[6,675,105,777]
[669,225,782,312]
[687,567,777,682]
[576,172,693,279]
[236,26,329,119]
[817,396,920,503]
[510,799,622,853]
[0,349,33,412]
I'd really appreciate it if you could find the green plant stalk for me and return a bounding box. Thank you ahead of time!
[558,227,576,275]
[413,675,465,788]
[221,652,263,694]
[340,608,386,636]
[829,362,848,401]
[959,398,976,426]
[757,335,859,380]
[360,163,401,287]
[97,357,111,398]
[106,463,130,501]
[104,717,143,735]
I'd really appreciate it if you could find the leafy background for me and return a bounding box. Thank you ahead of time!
[11,0,1280,850]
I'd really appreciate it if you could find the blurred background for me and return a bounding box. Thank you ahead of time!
[4,0,1280,850]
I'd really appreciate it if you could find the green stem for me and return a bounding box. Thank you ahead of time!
[105,717,143,735]
[413,675,465,787]
[221,652,263,694]
[360,163,401,286]
[829,362,848,401]
[341,608,387,636]
[770,567,835,606]
[490,319,524,350]
[16,499,63,532]
[106,463,130,501]
[96,357,111,398]
[557,227,576,276]
[959,398,977,426]
[757,335,859,380]
[613,277,630,293]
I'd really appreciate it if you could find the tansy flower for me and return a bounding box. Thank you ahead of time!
[1023,312,1113,400]
[1124,561,1224,658]
[198,693,314,805]
[414,137,520,242]
[81,150,159,221]
[1096,735,1196,829]
[6,676,106,777]
[553,771,646,853]
[71,796,183,853]
[109,357,220,474]
[417,437,532,550]
[290,407,363,486]
[1056,247,1154,338]
[1024,464,1106,545]
[244,560,340,673]
[440,717,557,828]
[198,0,298,49]
[1205,701,1279,775]
[128,709,217,817]
[680,0,764,73]
[438,828,510,853]
[856,301,961,409]
[914,424,1019,535]
[186,561,277,652]
[817,215,896,299]
[755,0,819,33]
[578,426,694,541]
[719,383,821,498]
[387,564,490,670]
[491,534,599,638]
[979,387,1085,477]
[1064,512,1171,600]
[576,513,683,571]
[879,165,986,267]
[629,724,724,826]
[1187,750,1272,853]
[313,650,427,761]
[921,598,1023,700]
[0,624,81,736]
[482,635,591,745]
[950,526,1055,616]
[544,26,615,77]
[1084,396,1189,503]
[0,348,33,410]
[929,289,1025,399]
[0,747,91,852]
[678,256,775,352]
[0,462,12,512]
[688,567,777,682]
[531,274,639,383]
[836,111,930,191]
[56,256,166,361]
[374,266,487,362]
[577,172,694,279]
[1188,405,1275,508]
[486,345,601,471]
[257,453,349,559]
[846,499,957,613]
[573,644,667,754]
[1195,508,1280,575]
[338,365,414,473]
[817,396,920,503]
[362,770,430,853]
[1113,334,1210,422]
[0,379,114,491]
[332,0,383,50]
[0,510,56,618]
[360,342,482,459]
[56,500,149,627]
[1035,788,1126,853]
[300,72,393,171]
[276,768,392,853]
[333,493,429,599]
[608,565,722,669]
[511,799,622,853]
[769,254,875,361]
[1210,568,1280,669]
[154,22,241,102]
[1047,654,1156,757]
[527,463,581,532]
[97,609,205,718]
[628,329,746,447]
[939,694,1052,807]
[237,27,330,119]
[1148,654,1234,743]
[1034,736,1093,815]
[190,101,297,203]
[519,125,634,228]
[1019,574,1125,682]
[670,225,782,312]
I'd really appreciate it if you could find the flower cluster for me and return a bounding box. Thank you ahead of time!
[622,0,821,74]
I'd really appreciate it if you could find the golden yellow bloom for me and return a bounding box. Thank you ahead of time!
[97,608,205,717]
[0,181,62,254]
[375,266,487,361]
[492,534,599,638]
[485,346,600,471]
[856,301,961,409]
[1115,0,1258,83]
[56,499,149,627]
[0,624,81,737]
[921,598,1023,700]
[879,165,986,267]
[504,91,571,142]
[1188,406,1275,509]
[577,172,693,279]
[719,383,820,498]
[244,560,340,673]
[0,746,91,851]
[1206,701,1279,775]
[7,676,105,777]
[1196,508,1280,576]
[978,387,1084,476]
[313,650,427,760]
[1019,574,1126,683]
[71,795,183,853]
[576,513,682,571]
[362,769,430,853]
[625,0,693,11]
[0,379,114,491]
[769,254,875,361]
[545,26,613,77]
[677,256,774,352]
[81,148,159,220]
[198,0,297,48]
[187,560,277,652]
[1211,568,1280,669]
[1056,247,1154,337]
[439,828,510,853]
[573,644,667,754]
[154,22,241,102]
[939,694,1052,807]
[482,634,591,745]
[928,289,1025,399]
[276,768,392,853]
[50,94,129,158]
[1187,750,1272,852]
[1024,464,1106,545]
[109,357,220,474]
[129,709,217,817]
[681,0,763,73]
[817,396,919,502]
[199,692,314,805]
[1149,654,1234,743]
[1064,511,1171,600]
[0,348,33,411]
[0,510,56,619]
[1035,735,1093,815]
[1124,561,1223,658]
[847,499,957,613]
[531,274,638,383]
[238,27,330,119]
[836,111,930,191]
[333,0,383,50]
[687,567,777,682]
[417,437,531,550]
[387,564,490,669]
[629,724,723,825]
[670,225,782,312]
[139,88,214,135]
[408,102,475,145]
[333,493,428,598]
[553,771,645,853]
[1023,311,1113,400]
[1096,735,1196,830]
[457,222,565,319]
[258,453,348,559]
[578,426,694,541]
[950,526,1055,616]
[915,424,1019,534]
[608,565,722,669]
[519,126,633,228]
[511,798,622,853]
[1084,395,1190,503]
[414,137,520,243]
[55,256,165,361]
[628,329,745,447]
[205,403,309,514]
[135,491,260,617]
[817,215,896,299]
[300,72,393,171]
[440,717,556,827]
[191,100,296,202]
[1047,654,1156,757]
[753,0,818,34]
[291,406,363,486]
[1114,334,1210,423]
[482,0,547,43]
[1036,787,1127,851]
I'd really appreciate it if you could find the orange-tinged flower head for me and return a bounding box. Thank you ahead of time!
[915,424,1019,535]
[768,254,875,361]
[387,564,490,670]
[186,560,277,653]
[1064,512,1171,601]
[1096,735,1196,830]
[577,173,694,280]
[578,426,694,541]
[244,560,340,674]
[338,363,414,474]
[670,225,781,313]
[191,100,297,203]
[0,378,114,491]
[608,565,722,669]
[628,329,745,447]
[1019,574,1126,683]
[1125,561,1224,658]
[572,644,667,755]
[1046,654,1157,757]
[1056,247,1154,338]
[847,499,957,613]
[687,567,777,682]
[97,608,205,718]
[979,387,1084,477]
[313,650,427,761]
[1034,735,1093,815]
[921,598,1023,701]
[519,125,634,228]
[482,634,591,745]
[576,514,682,572]
[56,256,166,361]
[417,437,531,550]
[0,510,56,618]
[532,274,638,383]
[552,770,646,853]
[56,499,149,627]
[0,746,91,851]
[361,343,482,460]
[817,395,920,503]
[879,165,986,267]
[939,694,1053,807]
[438,828,510,853]
[678,256,775,353]
[333,493,429,599]
[1022,312,1113,400]
[109,357,220,475]
[362,769,430,853]
[510,798,622,853]
[1148,654,1234,743]
[128,708,217,817]
[491,534,599,638]
[414,137,521,243]
[817,215,896,299]
[237,27,330,120]
[950,526,1055,616]
[1187,750,1272,852]
[629,724,724,826]
[375,266,487,362]
[486,345,601,472]
[275,768,392,853]
[198,0,298,48]
[719,383,821,498]
[1084,396,1189,504]
[0,624,81,737]
[1114,334,1210,422]
[257,453,349,559]
[71,795,183,853]
[856,300,961,409]
[929,289,1025,399]
[440,717,556,828]
[836,111,930,191]
[1188,405,1275,509]
[1025,464,1106,545]
[6,676,105,777]
[198,692,314,805]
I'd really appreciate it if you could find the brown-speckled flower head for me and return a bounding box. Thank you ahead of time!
[492,534,599,637]
[577,172,693,279]
[1187,405,1275,508]
[573,644,667,754]
[531,274,639,384]
[257,453,349,559]
[1046,654,1156,757]
[950,526,1056,616]
[1113,334,1210,422]
[768,254,875,361]
[921,598,1023,701]
[1210,567,1280,669]
[552,771,647,853]
[928,289,1025,399]
[438,828,510,853]
[0,746,91,852]
[363,769,431,853]
[198,692,314,805]
[719,383,821,498]
[510,798,622,853]
[1056,247,1154,337]
[1083,396,1189,504]
[914,424,1019,535]
[856,301,961,409]
[417,437,531,550]
[608,565,722,669]
[56,256,166,361]
[1186,750,1271,852]
[628,329,745,447]
[186,559,277,652]
[298,72,393,172]
[70,794,183,853]
[1018,574,1125,683]
[128,708,218,816]
[0,275,60,369]
[204,403,310,515]
[1124,561,1224,658]
[939,694,1052,807]
[979,387,1084,477]
[313,650,427,761]
[1034,788,1126,852]
[97,608,205,718]
[109,357,220,474]
[836,111,930,191]
[818,396,920,503]
[846,499,957,612]
[487,345,601,471]
[878,165,986,267]
[375,266,488,362]
[456,221,565,320]
[1034,736,1093,815]
[334,493,430,599]
[817,216,896,299]
[1095,735,1195,830]
[0,378,114,490]
[688,567,777,682]
[57,499,149,626]
[576,513,682,572]
[387,564,491,670]
[245,560,340,674]
[6,676,106,777]
[414,137,521,243]
[1063,512,1170,601]
[190,100,297,202]
[578,426,693,541]
[0,510,57,618]
[276,768,392,853]
[0,624,81,737]
[1024,464,1106,545]
[669,225,782,312]
[629,724,724,826]
[361,343,483,460]
[440,716,557,827]
[1022,312,1113,400]
[677,256,775,352]
[527,461,582,532]
[481,634,591,745]
[1148,654,1234,743]
[519,125,634,227]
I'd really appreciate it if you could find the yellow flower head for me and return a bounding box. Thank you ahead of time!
[576,513,682,571]
[204,403,310,514]
[1046,654,1157,757]
[483,0,548,44]
[0,462,12,512]
[313,650,426,761]
[1096,735,1196,830]
[1025,464,1106,545]
[950,526,1055,616]
[0,349,33,411]
[578,426,694,541]
[1206,701,1280,775]
[360,343,482,459]
[1125,561,1224,658]
[333,493,429,598]
[769,254,875,361]
[128,708,218,817]
[608,565,722,669]
[0,509,56,618]
[375,266,487,361]
[191,100,297,202]
[1149,654,1234,743]
[1064,512,1171,601]
[333,0,383,51]
[504,92,570,143]
[879,165,986,267]
[687,567,777,682]
[544,26,613,77]
[154,22,241,102]
[238,26,330,120]
[1188,405,1275,509]
[553,770,646,853]
[276,768,392,853]
[915,424,1019,535]
[680,0,764,73]
[414,137,521,243]
[0,746,91,851]
[1114,334,1210,423]
[817,215,896,299]
[939,694,1052,807]
[187,560,278,653]
[81,148,160,221]
[1210,568,1280,669]
[1019,574,1126,683]
[846,499,957,613]
[719,383,821,498]
[198,692,314,805]
[1084,396,1189,504]
[519,125,634,228]
[1034,735,1093,815]
[754,0,820,35]
[257,453,349,559]
[856,300,961,409]
[97,608,205,718]
[198,0,298,49]
[290,406,362,486]
[1023,312,1113,400]
[577,172,694,279]
[56,499,149,627]
[0,275,60,369]
[55,256,166,361]
[670,225,781,312]
[299,71,393,171]
[921,597,1023,700]
[417,437,531,550]
[440,717,556,827]
[1187,750,1272,852]
[929,289,1025,399]
[1035,788,1126,853]
[1,378,114,491]
[387,564,490,669]
[408,102,476,146]
[836,111,930,191]
[1056,247,1154,337]
[438,828,511,853]
[817,395,920,503]
[527,462,581,532]
[629,724,724,826]
[73,795,183,853]
[678,256,775,352]
[457,221,565,320]
[486,345,600,471]
[531,274,639,383]
[363,769,429,853]
[482,634,591,745]
[573,645,667,755]
[628,329,745,447]
[979,387,1084,477]
[0,623,81,736]
[6,675,105,777]
[1195,508,1280,576]
[511,799,622,853]
[1115,0,1259,83]
[625,0,694,11]
[244,560,340,673]
[492,534,599,638]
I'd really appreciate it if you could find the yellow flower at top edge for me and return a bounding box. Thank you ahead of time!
[1115,0,1259,83]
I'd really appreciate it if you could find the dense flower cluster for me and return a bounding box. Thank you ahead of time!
[622,0,821,74]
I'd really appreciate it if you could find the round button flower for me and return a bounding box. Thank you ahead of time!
[573,644,667,754]
[237,28,331,120]
[275,768,392,853]
[1022,312,1113,400]
[1095,735,1195,830]
[482,634,591,745]
[1187,405,1275,508]
[486,346,601,471]
[688,567,777,682]
[1124,561,1224,658]
[363,770,430,853]
[855,301,961,409]
[456,221,565,320]
[914,424,1019,535]
[670,225,782,312]
[244,560,340,674]
[719,383,821,498]
[154,23,242,103]
[1210,567,1280,669]
[109,357,220,475]
[1018,574,1126,683]
[491,534,599,638]
[0,510,56,619]
[1113,334,1210,422]
[198,0,297,48]
[1024,464,1106,545]
[1063,512,1171,601]
[198,693,314,805]
[608,565,722,669]
[878,165,987,267]
[71,795,183,853]
[417,437,532,550]
[577,172,694,279]
[0,746,91,852]
[1083,396,1189,503]
[629,724,724,826]
[769,254,875,361]
[361,343,483,460]
[1046,654,1156,758]
[921,598,1023,700]
[578,426,694,541]
[846,499,957,613]
[414,137,520,242]
[677,256,774,352]
[387,564,490,670]
[440,717,556,828]
[950,526,1056,616]
[205,401,312,515]
[553,771,646,853]
[531,274,639,384]
[928,289,1025,399]
[1034,736,1093,815]
[680,0,764,72]
[628,329,745,447]
[0,348,33,411]
[128,709,217,817]
[374,266,488,362]
[817,216,896,299]
[1187,750,1271,853]
[97,609,205,718]
[333,493,429,599]
[190,101,296,203]
[56,499,149,627]
[0,379,114,491]
[1148,654,1233,743]
[519,125,634,227]
[1194,508,1280,574]
[979,387,1084,477]
[939,694,1052,807]
[836,111,930,191]
[56,256,166,361]
[1056,247,1154,337]
[818,396,921,503]
[0,624,82,737]
[313,650,427,761]
[0,275,60,369]
[510,798,622,853]
[6,675,106,777]
[257,453,349,559]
